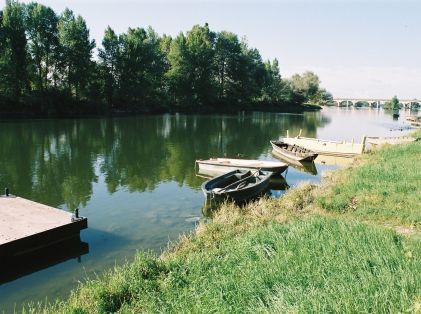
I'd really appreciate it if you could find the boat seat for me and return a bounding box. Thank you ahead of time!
[237,171,251,179]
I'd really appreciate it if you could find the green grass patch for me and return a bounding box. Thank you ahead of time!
[317,141,421,227]
[31,216,421,313]
[413,129,421,139]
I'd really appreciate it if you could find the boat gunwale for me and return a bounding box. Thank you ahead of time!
[281,136,355,145]
[196,158,288,174]
[201,169,271,201]
[278,136,364,157]
[270,140,318,162]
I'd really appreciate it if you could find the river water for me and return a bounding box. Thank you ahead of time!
[0,107,415,311]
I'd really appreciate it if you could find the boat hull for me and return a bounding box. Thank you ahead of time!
[280,137,365,158]
[271,150,318,175]
[201,169,271,205]
[270,140,318,162]
[196,158,288,176]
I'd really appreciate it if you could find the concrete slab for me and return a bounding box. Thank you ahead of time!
[0,196,87,256]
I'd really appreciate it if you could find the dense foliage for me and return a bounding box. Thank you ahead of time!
[383,95,400,110]
[0,1,331,116]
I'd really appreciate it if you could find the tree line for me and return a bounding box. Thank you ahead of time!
[0,1,332,117]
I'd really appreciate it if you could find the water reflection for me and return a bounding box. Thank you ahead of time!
[271,151,318,175]
[0,237,88,285]
[0,113,328,211]
[268,174,290,190]
[315,155,354,167]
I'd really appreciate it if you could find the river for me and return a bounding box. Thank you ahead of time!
[0,107,415,311]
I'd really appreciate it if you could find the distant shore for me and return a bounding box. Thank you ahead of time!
[0,101,322,119]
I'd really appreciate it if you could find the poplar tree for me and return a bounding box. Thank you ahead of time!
[25,3,60,91]
[167,24,216,108]
[214,31,243,104]
[99,26,120,107]
[58,8,95,99]
[1,0,28,100]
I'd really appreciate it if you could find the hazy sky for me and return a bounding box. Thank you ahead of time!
[2,0,420,99]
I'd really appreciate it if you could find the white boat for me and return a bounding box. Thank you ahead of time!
[405,116,421,128]
[279,135,366,158]
[405,116,421,123]
[195,158,288,176]
[366,136,415,146]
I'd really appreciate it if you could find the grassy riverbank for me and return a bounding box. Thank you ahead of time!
[29,136,421,313]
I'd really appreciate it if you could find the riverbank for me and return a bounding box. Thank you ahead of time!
[0,99,320,119]
[29,133,421,313]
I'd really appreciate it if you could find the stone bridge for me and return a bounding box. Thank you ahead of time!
[332,98,421,109]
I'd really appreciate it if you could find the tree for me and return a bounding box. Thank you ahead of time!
[25,3,60,91]
[237,41,266,106]
[1,0,29,100]
[384,95,400,110]
[98,26,120,107]
[1,4,330,115]
[167,24,216,108]
[288,71,321,104]
[117,26,166,109]
[58,8,95,99]
[0,9,7,97]
[214,31,243,103]
[261,58,290,104]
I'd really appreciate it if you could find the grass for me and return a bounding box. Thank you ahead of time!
[316,141,421,228]
[26,137,421,313]
[29,216,421,314]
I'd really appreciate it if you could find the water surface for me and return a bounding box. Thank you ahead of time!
[0,107,413,311]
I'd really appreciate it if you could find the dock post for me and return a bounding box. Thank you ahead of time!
[361,136,367,153]
[5,188,9,197]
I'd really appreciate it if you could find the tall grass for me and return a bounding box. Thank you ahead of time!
[317,141,421,227]
[30,216,421,314]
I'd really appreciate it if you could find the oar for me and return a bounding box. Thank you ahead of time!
[215,169,261,193]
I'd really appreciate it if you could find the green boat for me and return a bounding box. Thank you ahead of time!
[201,169,271,206]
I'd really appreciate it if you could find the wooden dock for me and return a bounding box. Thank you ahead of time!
[0,195,87,256]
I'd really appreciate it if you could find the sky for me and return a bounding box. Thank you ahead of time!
[2,0,420,99]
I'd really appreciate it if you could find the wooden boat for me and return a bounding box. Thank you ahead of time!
[366,136,415,146]
[270,140,318,162]
[404,116,421,128]
[197,171,289,191]
[196,158,288,176]
[279,134,367,157]
[405,116,421,123]
[201,169,271,205]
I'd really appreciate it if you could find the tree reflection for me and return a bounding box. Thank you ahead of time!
[0,112,328,210]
